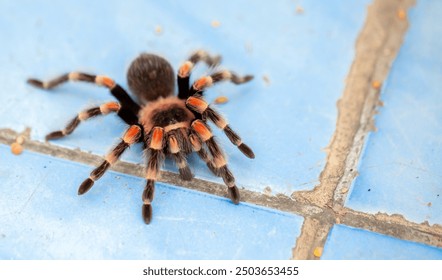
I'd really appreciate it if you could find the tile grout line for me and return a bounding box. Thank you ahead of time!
[1,125,441,252]
[339,208,442,249]
[0,128,323,217]
[290,0,435,259]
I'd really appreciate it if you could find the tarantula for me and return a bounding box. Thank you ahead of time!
[27,50,255,224]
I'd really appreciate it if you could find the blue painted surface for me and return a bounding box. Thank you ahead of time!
[322,225,442,260]
[345,1,442,225]
[0,0,371,195]
[0,144,303,259]
[5,0,439,261]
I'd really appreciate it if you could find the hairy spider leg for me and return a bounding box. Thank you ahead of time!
[186,96,255,159]
[78,125,142,195]
[189,133,218,175]
[177,50,222,99]
[45,101,121,141]
[142,127,166,224]
[191,120,240,204]
[188,70,254,96]
[167,133,193,181]
[27,72,140,125]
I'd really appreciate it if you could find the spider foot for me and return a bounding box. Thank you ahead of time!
[142,204,153,224]
[179,166,193,181]
[27,78,45,88]
[45,131,65,141]
[232,74,254,84]
[238,143,255,159]
[228,186,240,205]
[78,178,94,195]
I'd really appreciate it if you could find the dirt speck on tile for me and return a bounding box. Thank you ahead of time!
[154,25,163,35]
[372,80,382,89]
[397,8,407,20]
[11,142,23,155]
[262,75,271,85]
[295,5,304,14]
[10,131,28,155]
[214,96,229,104]
[313,247,323,258]
[211,20,221,28]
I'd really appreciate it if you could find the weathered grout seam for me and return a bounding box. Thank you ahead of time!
[1,123,441,255]
[0,128,324,217]
[290,0,442,259]
[339,208,442,249]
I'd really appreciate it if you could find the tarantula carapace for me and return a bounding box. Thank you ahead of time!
[27,50,254,224]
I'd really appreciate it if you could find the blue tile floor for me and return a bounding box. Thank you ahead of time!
[0,0,441,259]
[0,145,302,259]
[322,225,442,260]
[0,0,370,195]
[346,0,442,225]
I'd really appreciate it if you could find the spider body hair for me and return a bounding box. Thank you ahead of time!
[138,96,194,133]
[27,50,254,224]
[127,53,175,104]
